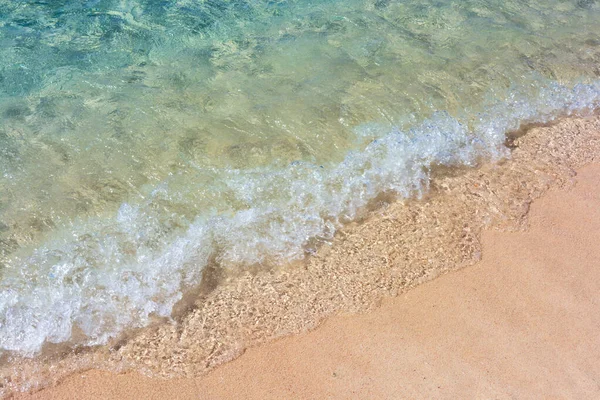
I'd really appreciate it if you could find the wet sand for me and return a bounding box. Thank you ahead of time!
[19,156,600,397]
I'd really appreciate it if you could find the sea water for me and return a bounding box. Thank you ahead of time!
[1,0,600,355]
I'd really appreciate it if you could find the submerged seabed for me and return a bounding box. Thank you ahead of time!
[1,0,600,367]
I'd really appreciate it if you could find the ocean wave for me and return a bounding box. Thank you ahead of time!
[1,80,599,355]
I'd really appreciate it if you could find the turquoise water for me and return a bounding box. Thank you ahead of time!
[1,0,600,355]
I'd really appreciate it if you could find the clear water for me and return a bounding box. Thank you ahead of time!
[1,0,600,355]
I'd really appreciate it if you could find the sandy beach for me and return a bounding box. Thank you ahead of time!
[13,119,600,398]
[4,0,600,397]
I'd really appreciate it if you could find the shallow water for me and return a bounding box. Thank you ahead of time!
[1,0,600,355]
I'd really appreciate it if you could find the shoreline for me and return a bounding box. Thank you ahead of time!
[4,114,600,397]
[19,158,600,398]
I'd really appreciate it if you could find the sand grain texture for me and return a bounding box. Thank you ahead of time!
[21,162,600,399]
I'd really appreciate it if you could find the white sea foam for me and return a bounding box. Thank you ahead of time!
[1,80,600,355]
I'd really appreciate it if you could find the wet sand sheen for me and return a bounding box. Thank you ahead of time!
[18,153,600,398]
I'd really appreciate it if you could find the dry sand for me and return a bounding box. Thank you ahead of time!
[18,161,600,397]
